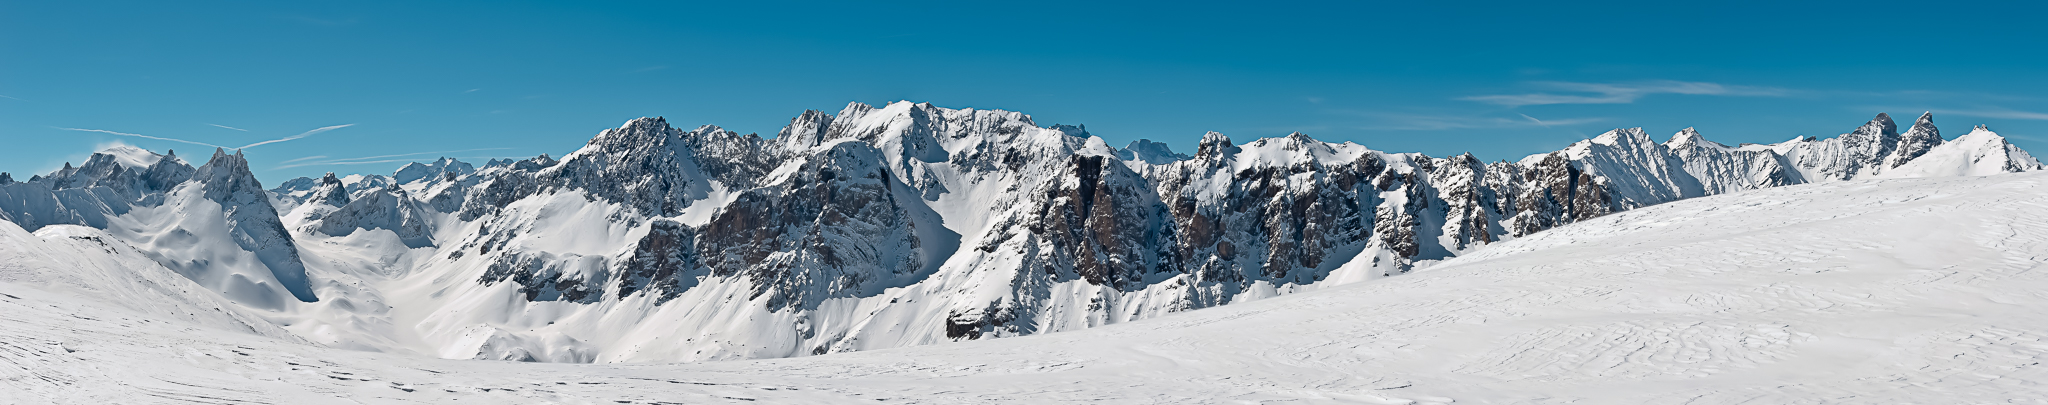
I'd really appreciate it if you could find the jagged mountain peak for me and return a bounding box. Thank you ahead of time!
[1250,131,1334,152]
[393,157,476,184]
[836,101,877,118]
[1049,124,1090,138]
[1888,112,1945,168]
[571,117,725,158]
[1665,127,1730,151]
[16,102,2034,366]
[94,143,168,170]
[621,116,670,131]
[776,109,835,151]
[1589,127,1655,147]
[1117,139,1190,165]
[486,154,559,171]
[1197,131,1236,158]
[1879,123,2044,177]
[510,117,757,218]
[305,172,351,207]
[1846,112,1902,143]
[194,148,258,194]
[826,101,1042,143]
[311,181,435,248]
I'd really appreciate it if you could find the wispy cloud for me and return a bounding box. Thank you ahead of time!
[1930,108,2048,121]
[55,127,227,149]
[273,148,513,169]
[632,66,669,73]
[463,88,480,93]
[238,124,353,149]
[206,123,249,131]
[1462,80,1789,107]
[0,94,23,101]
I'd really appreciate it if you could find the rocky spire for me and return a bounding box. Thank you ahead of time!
[308,172,352,207]
[0,172,12,185]
[141,148,195,191]
[542,117,727,217]
[776,109,834,152]
[1844,113,1902,164]
[1887,112,1944,168]
[1196,131,1236,158]
[191,147,318,303]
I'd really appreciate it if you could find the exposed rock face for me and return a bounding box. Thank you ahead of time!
[611,218,701,303]
[189,149,319,303]
[695,142,928,311]
[1117,139,1189,165]
[0,147,193,230]
[479,250,607,303]
[1778,113,1903,180]
[311,184,436,248]
[40,104,2029,363]
[406,106,2048,363]
[392,157,475,185]
[1431,153,1502,253]
[307,173,352,208]
[1665,128,1802,193]
[1888,112,1944,168]
[1503,153,1608,237]
[0,147,317,307]
[1152,133,1373,287]
[541,118,768,217]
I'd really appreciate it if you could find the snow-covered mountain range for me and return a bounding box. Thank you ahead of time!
[1,102,2039,364]
[9,159,2048,404]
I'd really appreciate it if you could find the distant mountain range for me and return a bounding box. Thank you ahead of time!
[2,102,2038,363]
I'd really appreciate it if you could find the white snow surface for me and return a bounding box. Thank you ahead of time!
[8,170,2048,403]
[22,106,2048,369]
[1878,126,2045,177]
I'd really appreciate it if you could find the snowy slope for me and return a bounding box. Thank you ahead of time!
[7,170,2048,403]
[1878,125,2045,177]
[8,104,2045,368]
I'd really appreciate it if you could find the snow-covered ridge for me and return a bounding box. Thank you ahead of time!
[9,167,2048,403]
[2,102,2039,365]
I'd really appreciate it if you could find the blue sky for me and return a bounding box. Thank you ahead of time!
[5,1,2046,183]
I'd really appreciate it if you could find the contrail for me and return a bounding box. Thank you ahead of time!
[279,155,328,164]
[56,127,226,149]
[206,123,250,131]
[239,124,354,149]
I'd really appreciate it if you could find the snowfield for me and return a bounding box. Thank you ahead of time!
[7,170,2048,404]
